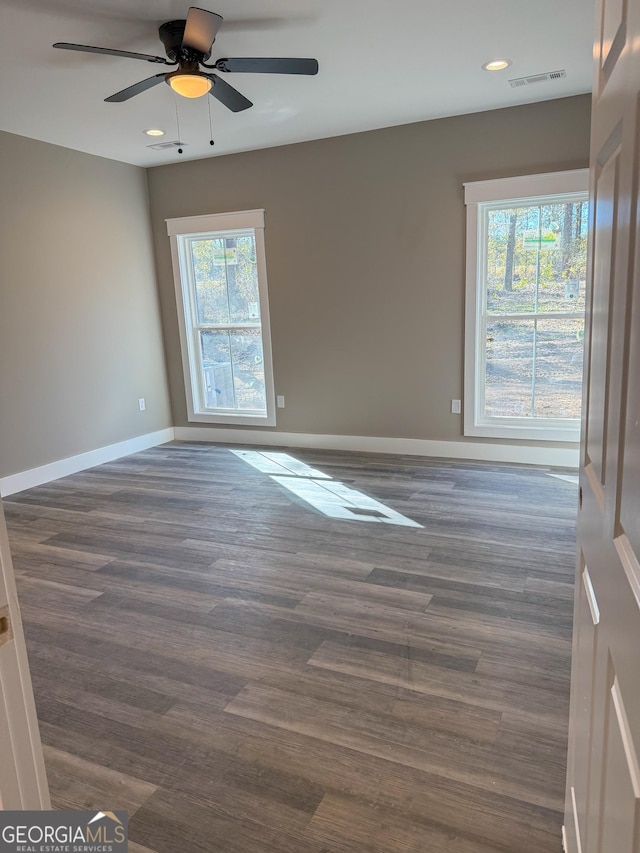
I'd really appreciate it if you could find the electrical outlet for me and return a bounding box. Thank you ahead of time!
[138,398,146,412]
[277,395,285,408]
[451,399,461,414]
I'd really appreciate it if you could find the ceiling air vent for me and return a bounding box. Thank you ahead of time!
[146,140,187,150]
[509,69,567,88]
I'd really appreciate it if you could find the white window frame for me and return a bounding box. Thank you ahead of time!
[167,209,276,426]
[463,169,589,442]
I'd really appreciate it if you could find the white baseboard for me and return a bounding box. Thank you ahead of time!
[174,426,579,468]
[0,428,175,497]
[0,425,578,498]
[570,786,582,853]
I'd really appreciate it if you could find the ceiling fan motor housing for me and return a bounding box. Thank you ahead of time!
[159,20,209,63]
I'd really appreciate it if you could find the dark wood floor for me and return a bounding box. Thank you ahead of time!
[4,442,577,853]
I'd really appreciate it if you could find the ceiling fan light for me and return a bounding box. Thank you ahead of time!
[169,73,211,98]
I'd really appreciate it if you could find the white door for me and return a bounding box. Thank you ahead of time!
[0,498,49,809]
[563,0,640,850]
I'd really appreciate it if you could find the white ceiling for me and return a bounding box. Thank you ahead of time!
[0,0,595,168]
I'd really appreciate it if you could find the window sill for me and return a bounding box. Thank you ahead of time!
[465,420,580,443]
[187,411,276,427]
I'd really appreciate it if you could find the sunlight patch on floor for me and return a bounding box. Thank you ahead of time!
[547,473,579,485]
[231,449,421,527]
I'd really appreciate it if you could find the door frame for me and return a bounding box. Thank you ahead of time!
[0,497,50,809]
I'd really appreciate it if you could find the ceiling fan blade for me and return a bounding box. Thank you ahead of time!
[105,74,167,102]
[214,57,319,75]
[204,73,253,112]
[53,42,170,65]
[182,7,223,56]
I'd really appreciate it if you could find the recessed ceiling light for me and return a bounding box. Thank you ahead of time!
[482,59,512,72]
[144,128,165,137]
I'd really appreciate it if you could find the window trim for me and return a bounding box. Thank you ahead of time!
[167,209,276,426]
[463,169,589,442]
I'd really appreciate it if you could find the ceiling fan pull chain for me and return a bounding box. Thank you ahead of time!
[208,97,215,147]
[174,92,184,154]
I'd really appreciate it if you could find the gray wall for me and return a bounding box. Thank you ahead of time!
[0,96,590,479]
[148,94,591,445]
[149,95,590,440]
[0,131,172,479]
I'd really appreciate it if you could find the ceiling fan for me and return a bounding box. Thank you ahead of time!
[53,6,319,112]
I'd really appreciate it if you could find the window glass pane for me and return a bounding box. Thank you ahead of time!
[534,318,584,419]
[486,207,538,314]
[191,238,229,324]
[229,329,266,410]
[201,329,266,412]
[536,201,588,313]
[201,329,234,408]
[485,320,534,417]
[486,200,588,316]
[228,235,260,323]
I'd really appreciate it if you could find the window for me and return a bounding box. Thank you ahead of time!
[167,210,276,425]
[464,170,589,441]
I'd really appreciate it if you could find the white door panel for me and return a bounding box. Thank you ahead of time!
[564,0,640,849]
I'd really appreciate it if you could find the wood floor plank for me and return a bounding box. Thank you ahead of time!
[128,843,160,853]
[12,575,104,609]
[223,681,563,811]
[233,716,549,852]
[307,792,510,853]
[23,621,249,699]
[308,641,569,719]
[43,744,157,815]
[390,693,502,743]
[129,787,328,853]
[11,540,116,572]
[4,443,578,851]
